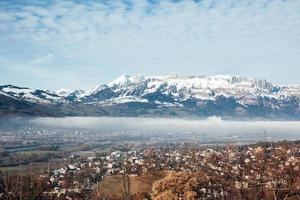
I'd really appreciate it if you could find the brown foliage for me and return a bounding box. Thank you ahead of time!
[151,172,208,200]
[0,171,50,200]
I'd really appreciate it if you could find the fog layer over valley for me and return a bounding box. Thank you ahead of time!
[1,117,300,144]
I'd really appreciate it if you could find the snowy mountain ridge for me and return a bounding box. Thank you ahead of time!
[76,74,297,104]
[1,74,300,104]
[1,74,300,119]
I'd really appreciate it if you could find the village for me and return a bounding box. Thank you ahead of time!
[8,140,296,200]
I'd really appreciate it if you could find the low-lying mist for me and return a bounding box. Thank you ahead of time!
[25,117,300,138]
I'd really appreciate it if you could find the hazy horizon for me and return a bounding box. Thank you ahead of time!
[1,117,299,140]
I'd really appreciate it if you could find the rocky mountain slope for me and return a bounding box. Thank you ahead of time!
[1,75,300,119]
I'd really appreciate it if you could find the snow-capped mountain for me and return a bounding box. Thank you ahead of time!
[55,89,85,101]
[0,85,66,104]
[1,75,300,119]
[66,74,300,107]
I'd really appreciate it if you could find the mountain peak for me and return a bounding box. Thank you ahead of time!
[104,74,276,91]
[107,74,146,87]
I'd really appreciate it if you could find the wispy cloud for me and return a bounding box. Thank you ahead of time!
[29,53,55,66]
[0,0,300,89]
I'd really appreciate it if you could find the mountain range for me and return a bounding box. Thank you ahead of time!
[1,74,300,119]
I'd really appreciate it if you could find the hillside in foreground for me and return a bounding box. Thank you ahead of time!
[0,140,299,200]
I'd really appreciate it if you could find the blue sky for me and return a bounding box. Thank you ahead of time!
[0,0,299,90]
